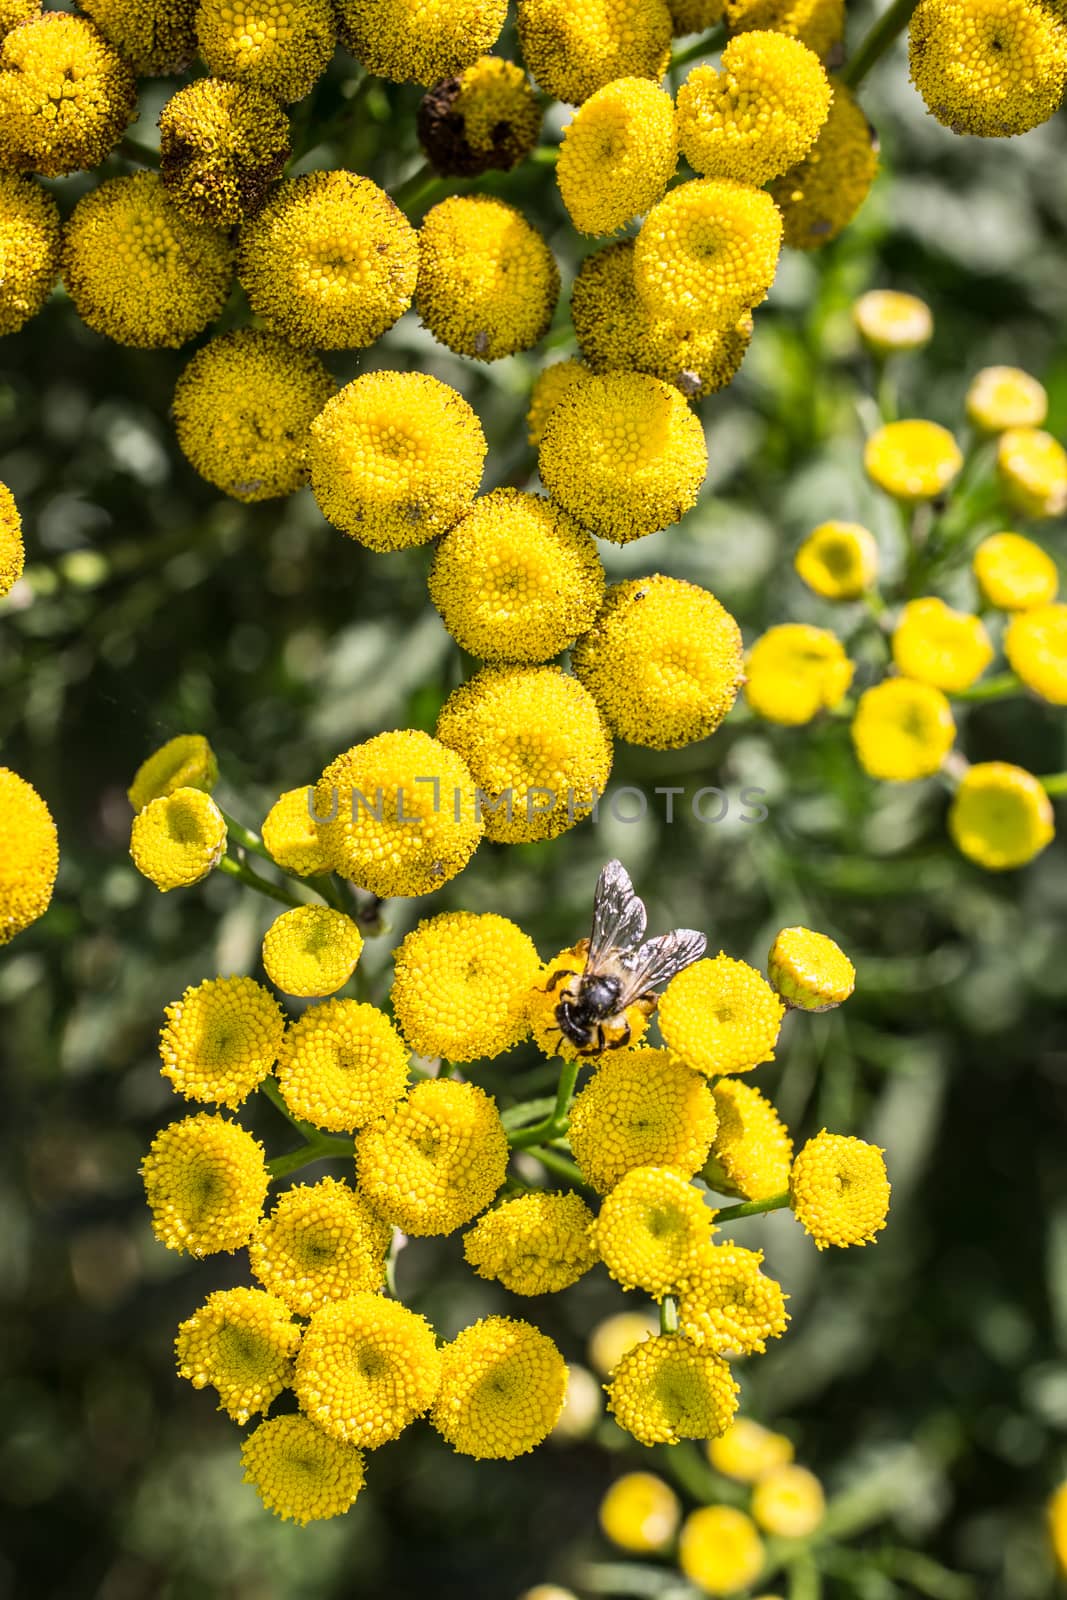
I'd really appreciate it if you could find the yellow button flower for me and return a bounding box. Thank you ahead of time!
[0,13,135,176]
[128,733,218,812]
[708,1416,795,1481]
[676,1241,789,1354]
[891,597,993,691]
[567,1048,719,1194]
[864,419,963,500]
[295,1292,441,1448]
[768,926,855,1012]
[679,1505,765,1597]
[660,955,785,1076]
[634,178,783,328]
[129,788,228,893]
[275,998,409,1131]
[997,427,1067,518]
[516,0,672,106]
[794,521,878,600]
[966,365,1048,432]
[261,786,332,878]
[431,1316,568,1458]
[705,1080,793,1202]
[724,0,844,56]
[752,1464,826,1538]
[948,761,1054,871]
[464,1191,598,1295]
[594,1167,716,1296]
[160,78,290,229]
[599,1472,681,1554]
[558,78,678,236]
[769,82,879,251]
[852,289,933,355]
[850,677,956,781]
[1005,603,1067,703]
[789,1129,891,1249]
[160,974,285,1107]
[391,910,541,1062]
[908,0,1067,138]
[0,766,58,945]
[744,624,854,725]
[79,0,196,75]
[250,1177,392,1315]
[337,0,507,86]
[527,941,653,1062]
[141,1113,268,1256]
[175,1286,300,1424]
[261,905,363,999]
[197,0,335,102]
[606,1334,739,1446]
[677,34,831,186]
[972,532,1058,611]
[241,1413,365,1524]
[0,172,60,337]
[527,359,589,447]
[418,56,541,176]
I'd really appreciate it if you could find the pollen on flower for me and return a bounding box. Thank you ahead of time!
[0,478,23,597]
[463,1191,598,1295]
[794,521,878,600]
[160,79,291,229]
[567,1047,719,1193]
[175,1286,300,1424]
[516,0,673,106]
[294,1291,442,1447]
[769,82,879,250]
[675,1240,789,1353]
[241,1413,366,1524]
[767,926,855,1012]
[908,0,1067,137]
[249,1176,392,1315]
[261,905,364,999]
[677,35,831,187]
[660,955,785,1076]
[431,1316,568,1458]
[557,78,678,237]
[853,288,933,353]
[390,909,541,1062]
[599,1472,681,1555]
[129,787,228,893]
[1005,603,1067,704]
[708,1416,794,1480]
[336,0,508,86]
[527,943,653,1062]
[789,1129,891,1248]
[196,0,336,102]
[864,419,963,500]
[966,365,1048,432]
[704,1080,793,1202]
[141,1112,269,1256]
[850,677,956,782]
[80,0,197,74]
[0,13,135,177]
[972,532,1058,611]
[593,1166,716,1296]
[0,174,60,337]
[527,359,590,446]
[948,761,1055,871]
[633,178,783,329]
[752,1464,826,1538]
[744,623,854,725]
[0,766,58,945]
[261,787,333,878]
[275,998,409,1131]
[160,974,285,1107]
[724,0,845,57]
[128,734,218,812]
[997,427,1067,518]
[606,1333,739,1446]
[418,56,541,176]
[891,596,993,692]
[678,1504,765,1596]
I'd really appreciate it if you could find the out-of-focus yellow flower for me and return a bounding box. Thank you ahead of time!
[588,1309,660,1377]
[769,82,879,251]
[0,766,58,945]
[250,1176,392,1314]
[678,35,831,186]
[997,427,1067,518]
[724,0,845,57]
[197,0,336,102]
[850,677,956,781]
[708,1416,795,1481]
[337,0,507,86]
[261,904,364,998]
[0,13,135,176]
[276,998,409,1131]
[966,366,1048,432]
[175,1286,299,1424]
[431,1316,568,1458]
[159,78,290,229]
[676,1241,789,1354]
[294,1291,441,1448]
[418,56,541,176]
[160,974,284,1106]
[679,1505,765,1596]
[768,926,855,1012]
[891,596,993,692]
[0,173,60,337]
[794,521,878,600]
[972,532,1058,611]
[1047,1480,1067,1576]
[527,359,589,447]
[668,0,723,29]
[660,955,785,1076]
[567,1048,719,1193]
[908,0,1067,137]
[948,761,1054,871]
[128,734,218,812]
[129,788,228,893]
[594,1166,715,1296]
[853,289,933,354]
[241,1414,365,1524]
[557,78,677,236]
[141,1113,268,1256]
[1005,603,1067,703]
[634,178,783,328]
[752,1464,826,1537]
[261,787,332,878]
[744,624,853,725]
[517,0,672,105]
[390,909,541,1062]
[607,1335,739,1446]
[864,419,963,500]
[790,1130,890,1248]
[80,0,196,74]
[599,1472,681,1554]
[464,1192,598,1295]
[705,1081,793,1202]
[552,1362,603,1440]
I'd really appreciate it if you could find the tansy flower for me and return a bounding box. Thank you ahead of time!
[432,1317,568,1458]
[1005,603,1067,702]
[275,999,408,1131]
[0,14,135,176]
[238,172,418,351]
[676,1241,789,1354]
[428,490,605,664]
[724,0,845,57]
[557,78,678,237]
[309,372,486,551]
[668,0,724,29]
[0,767,58,944]
[752,1464,826,1538]
[891,597,993,692]
[294,1292,441,1448]
[789,1129,891,1248]
[600,1473,681,1555]
[416,195,559,361]
[948,761,1054,871]
[853,288,933,354]
[678,1505,765,1596]
[769,82,879,250]
[196,0,335,102]
[708,1417,795,1481]
[908,0,1067,137]
[744,624,853,724]
[527,359,589,447]
[705,1080,793,1202]
[1049,1482,1067,1577]
[390,910,541,1062]
[567,1047,719,1193]
[850,677,956,781]
[175,1286,300,1424]
[160,79,290,230]
[128,734,218,812]
[241,1413,365,1524]
[0,0,39,36]
[261,905,363,999]
[538,370,708,544]
[527,941,653,1061]
[80,0,196,74]
[794,521,878,600]
[593,1166,716,1296]
[141,1113,268,1256]
[634,178,783,328]
[768,927,855,1012]
[435,666,613,844]
[160,974,285,1107]
[516,0,672,105]
[355,1078,509,1235]
[337,0,507,85]
[463,1191,598,1295]
[589,1309,660,1377]
[973,532,1058,611]
[865,419,963,500]
[967,366,1048,432]
[129,788,228,893]
[418,56,541,176]
[572,575,744,749]
[249,1177,392,1315]
[173,331,334,503]
[63,174,234,349]
[0,478,23,596]
[314,729,483,896]
[261,787,332,877]
[677,35,831,186]
[997,427,1067,518]
[660,955,785,1076]
[0,174,60,338]
[606,1335,739,1447]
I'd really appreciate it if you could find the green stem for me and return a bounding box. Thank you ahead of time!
[949,672,1022,702]
[392,162,448,211]
[259,1075,312,1136]
[713,1191,791,1223]
[660,1295,679,1335]
[508,1058,580,1148]
[1041,772,1067,796]
[220,812,351,914]
[670,24,726,70]
[119,136,161,169]
[267,1131,355,1180]
[219,809,274,863]
[218,853,307,910]
[522,1144,592,1190]
[840,0,920,87]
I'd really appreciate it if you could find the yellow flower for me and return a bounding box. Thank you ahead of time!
[261,787,332,877]
[435,666,613,844]
[659,955,785,1076]
[527,359,590,447]
[768,82,879,251]
[593,1166,716,1296]
[794,521,878,600]
[432,1316,568,1458]
[567,1047,719,1193]
[972,532,1058,611]
[850,677,956,781]
[538,370,708,544]
[429,490,605,665]
[276,999,409,1131]
[557,78,678,237]
[261,905,363,999]
[241,1413,365,1524]
[337,0,507,85]
[708,1417,795,1481]
[314,728,484,896]
[892,596,993,692]
[175,1286,299,1424]
[768,926,855,1012]
[390,909,541,1062]
[1005,603,1067,703]
[0,478,22,597]
[853,288,933,354]
[573,575,743,750]
[676,1241,789,1353]
[129,788,228,893]
[159,79,291,230]
[1049,1481,1067,1577]
[355,1078,509,1235]
[416,195,559,362]
[294,1291,441,1447]
[516,0,672,105]
[668,0,723,29]
[599,1472,681,1554]
[0,13,134,176]
[678,35,831,186]
[418,55,541,176]
[141,1113,268,1256]
[463,1191,598,1294]
[705,1080,793,1202]
[0,173,60,337]
[249,1177,392,1315]
[588,1309,660,1376]
[966,366,1048,433]
[309,372,486,551]
[744,624,854,725]
[997,427,1067,518]
[79,0,195,74]
[63,174,234,349]
[789,1129,890,1249]
[724,0,844,56]
[197,0,335,102]
[527,942,653,1061]
[679,1505,765,1596]
[160,974,285,1107]
[751,1464,825,1538]
[865,419,963,500]
[908,0,1067,137]
[606,1334,739,1447]
[238,171,418,351]
[634,178,783,328]
[128,734,218,812]
[0,0,39,36]
[948,761,1054,871]
[0,766,58,944]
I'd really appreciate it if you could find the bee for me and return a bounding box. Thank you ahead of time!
[541,859,707,1056]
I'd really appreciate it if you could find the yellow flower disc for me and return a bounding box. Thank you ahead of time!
[593,1166,716,1296]
[850,677,956,781]
[768,82,879,251]
[705,1080,793,1202]
[908,0,1067,138]
[261,905,364,999]
[864,419,963,500]
[196,0,336,102]
[972,532,1058,611]
[789,1129,891,1248]
[516,0,672,106]
[708,1417,795,1481]
[275,999,409,1131]
[679,1505,765,1596]
[966,365,1048,432]
[241,1413,366,1524]
[337,0,507,85]
[588,1310,660,1377]
[744,624,854,725]
[418,56,542,176]
[294,1291,442,1448]
[0,13,135,176]
[249,1176,392,1315]
[948,761,1054,871]
[175,1286,300,1423]
[891,596,993,692]
[128,734,218,812]
[752,1464,826,1538]
[129,788,228,893]
[159,78,291,229]
[80,0,196,75]
[431,1316,568,1458]
[527,359,590,446]
[261,786,332,877]
[997,427,1067,518]
[160,974,285,1107]
[390,909,541,1062]
[768,926,855,1012]
[659,955,785,1076]
[0,766,58,945]
[852,288,933,354]
[0,173,60,337]
[567,1047,719,1194]
[600,1472,681,1554]
[678,34,831,186]
[676,1241,789,1353]
[463,1191,598,1294]
[355,1078,509,1235]
[538,370,708,544]
[633,178,783,328]
[724,0,844,56]
[0,0,38,32]
[527,942,653,1062]
[558,78,678,236]
[606,1334,739,1446]
[794,521,878,600]
[309,372,487,551]
[141,1112,268,1256]
[0,479,21,595]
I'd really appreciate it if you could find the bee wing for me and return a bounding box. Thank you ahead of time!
[613,929,707,1010]
[587,859,648,968]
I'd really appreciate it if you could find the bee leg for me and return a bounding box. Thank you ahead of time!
[634,992,658,1019]
[613,1021,631,1050]
[543,966,577,994]
[596,1023,606,1053]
